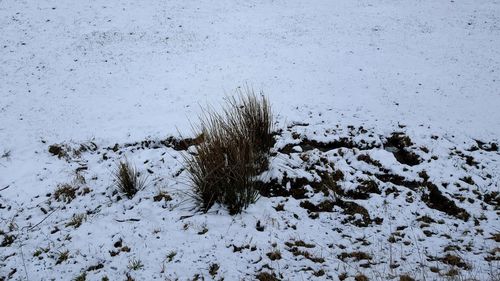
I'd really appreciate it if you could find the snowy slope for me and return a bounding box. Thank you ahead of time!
[1,0,499,280]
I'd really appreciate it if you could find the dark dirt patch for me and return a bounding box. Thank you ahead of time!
[357,154,382,168]
[164,135,205,151]
[300,200,334,212]
[299,198,373,226]
[422,182,470,221]
[288,178,313,199]
[399,275,415,281]
[278,134,379,154]
[287,247,325,263]
[416,215,436,224]
[454,150,480,167]
[1,234,15,247]
[385,133,413,149]
[384,133,422,166]
[285,240,316,249]
[336,199,373,227]
[48,144,69,159]
[87,263,104,271]
[301,137,360,152]
[392,149,422,166]
[374,174,420,190]
[338,251,372,262]
[459,176,475,186]
[256,179,290,198]
[228,244,257,253]
[101,135,206,154]
[256,177,313,199]
[418,171,429,182]
[375,173,470,221]
[345,180,380,200]
[483,192,499,208]
[274,203,285,211]
[473,140,498,152]
[355,274,369,281]
[256,271,281,281]
[441,254,469,269]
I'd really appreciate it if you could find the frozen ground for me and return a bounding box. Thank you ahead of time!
[1,0,499,280]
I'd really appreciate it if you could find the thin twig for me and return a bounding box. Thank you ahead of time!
[26,207,60,231]
[19,242,29,280]
[115,218,140,222]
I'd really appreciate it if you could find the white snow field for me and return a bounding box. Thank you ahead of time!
[1,0,499,280]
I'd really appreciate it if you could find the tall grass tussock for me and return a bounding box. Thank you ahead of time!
[186,89,274,214]
[113,160,148,199]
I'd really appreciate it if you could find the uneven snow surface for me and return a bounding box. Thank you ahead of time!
[1,0,499,280]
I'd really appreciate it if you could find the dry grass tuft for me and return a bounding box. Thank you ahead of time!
[113,160,147,199]
[185,90,274,214]
[66,214,86,228]
[53,184,78,203]
[266,249,282,261]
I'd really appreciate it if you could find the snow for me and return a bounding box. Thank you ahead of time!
[1,0,499,280]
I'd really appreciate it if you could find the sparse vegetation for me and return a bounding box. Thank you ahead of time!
[113,160,148,199]
[1,233,15,247]
[153,190,172,202]
[185,90,274,214]
[274,203,285,211]
[442,253,469,269]
[56,250,70,264]
[208,263,219,277]
[49,144,67,158]
[53,184,78,203]
[66,214,85,228]
[266,249,282,260]
[1,149,11,159]
[197,224,208,235]
[287,246,324,263]
[339,251,372,262]
[74,272,86,281]
[128,258,144,270]
[166,251,177,262]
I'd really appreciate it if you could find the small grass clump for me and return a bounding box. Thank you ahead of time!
[166,251,177,262]
[128,258,144,270]
[266,249,282,261]
[208,263,219,277]
[186,90,274,215]
[153,190,172,202]
[53,184,77,203]
[66,214,86,228]
[56,250,70,264]
[74,273,86,281]
[113,160,147,199]
[1,233,15,247]
[48,144,67,158]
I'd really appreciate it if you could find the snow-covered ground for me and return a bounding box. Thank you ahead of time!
[1,0,499,280]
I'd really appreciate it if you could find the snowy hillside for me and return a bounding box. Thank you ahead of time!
[1,0,499,280]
